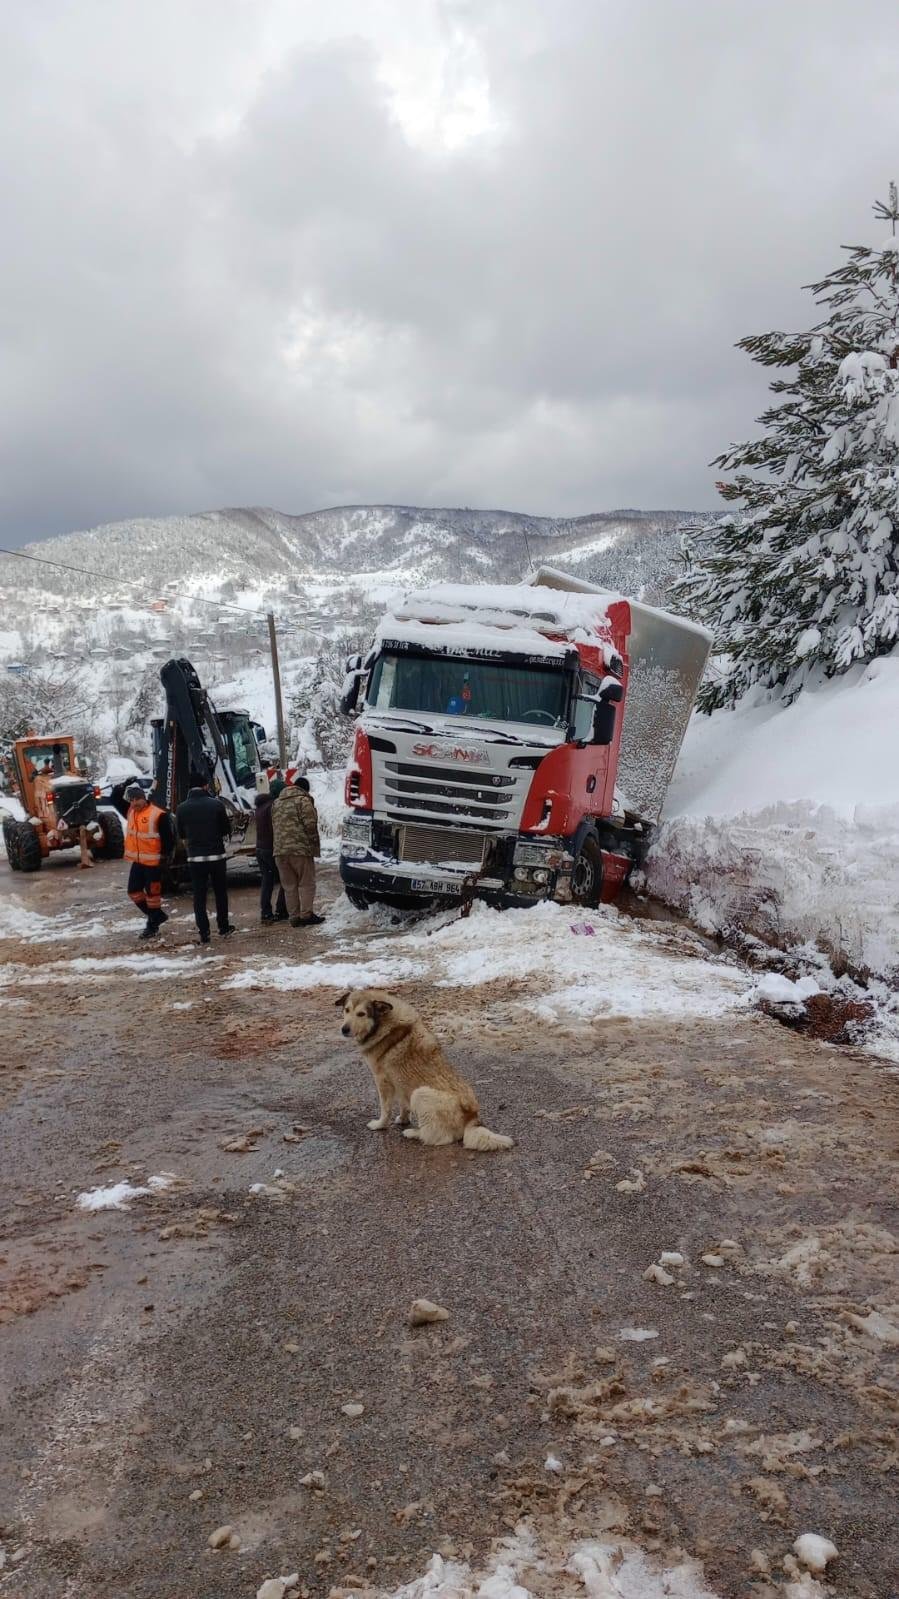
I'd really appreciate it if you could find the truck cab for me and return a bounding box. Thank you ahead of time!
[338,568,710,912]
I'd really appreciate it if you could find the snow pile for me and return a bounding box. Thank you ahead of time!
[648,655,899,978]
[224,957,427,993]
[0,952,216,988]
[76,1173,176,1211]
[0,895,136,944]
[367,1527,721,1598]
[223,900,748,1021]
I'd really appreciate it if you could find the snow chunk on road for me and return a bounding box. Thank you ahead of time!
[373,1528,721,1598]
[793,1534,838,1573]
[618,1326,658,1342]
[76,1173,176,1211]
[755,973,821,1006]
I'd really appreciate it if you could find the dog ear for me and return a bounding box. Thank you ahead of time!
[334,991,350,1008]
[371,999,394,1022]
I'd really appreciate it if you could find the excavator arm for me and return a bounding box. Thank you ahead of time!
[150,660,256,846]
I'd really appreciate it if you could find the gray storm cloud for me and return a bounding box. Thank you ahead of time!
[1,0,897,542]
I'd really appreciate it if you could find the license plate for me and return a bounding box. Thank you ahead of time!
[409,877,462,895]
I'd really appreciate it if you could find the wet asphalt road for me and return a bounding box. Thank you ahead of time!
[1,854,898,1598]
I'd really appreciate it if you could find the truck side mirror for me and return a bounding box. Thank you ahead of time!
[592,702,617,745]
[340,655,365,717]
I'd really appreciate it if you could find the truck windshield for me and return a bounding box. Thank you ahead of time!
[368,652,569,727]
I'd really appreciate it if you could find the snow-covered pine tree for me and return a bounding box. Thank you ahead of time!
[675,188,899,711]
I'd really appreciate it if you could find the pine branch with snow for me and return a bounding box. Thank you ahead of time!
[674,190,899,710]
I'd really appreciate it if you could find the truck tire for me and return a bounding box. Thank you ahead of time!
[93,807,125,860]
[345,888,372,911]
[571,837,603,909]
[12,820,42,872]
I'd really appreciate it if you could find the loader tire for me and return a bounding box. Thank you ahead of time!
[92,807,125,860]
[12,821,42,872]
[3,816,21,869]
[571,837,603,909]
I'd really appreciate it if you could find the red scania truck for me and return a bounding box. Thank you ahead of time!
[338,567,710,911]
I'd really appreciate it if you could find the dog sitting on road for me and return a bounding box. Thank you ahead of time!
[337,988,514,1152]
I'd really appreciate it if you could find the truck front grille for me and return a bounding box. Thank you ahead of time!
[399,825,487,868]
[382,760,523,830]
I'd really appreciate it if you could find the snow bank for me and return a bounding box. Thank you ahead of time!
[223,900,748,1021]
[649,656,899,977]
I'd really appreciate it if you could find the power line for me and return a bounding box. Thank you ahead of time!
[0,540,327,633]
[0,543,271,617]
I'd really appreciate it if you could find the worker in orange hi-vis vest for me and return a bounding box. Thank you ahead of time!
[123,783,176,941]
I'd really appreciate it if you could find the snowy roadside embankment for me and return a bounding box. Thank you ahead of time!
[647,656,899,979]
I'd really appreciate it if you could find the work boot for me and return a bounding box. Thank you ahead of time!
[261,913,275,925]
[289,915,305,928]
[295,912,326,927]
[139,921,161,941]
[197,931,211,945]
[219,924,236,937]
[273,910,289,922]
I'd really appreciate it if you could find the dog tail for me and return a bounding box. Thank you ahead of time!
[462,1120,514,1152]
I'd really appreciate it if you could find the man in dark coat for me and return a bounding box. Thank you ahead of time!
[255,784,288,923]
[176,772,234,944]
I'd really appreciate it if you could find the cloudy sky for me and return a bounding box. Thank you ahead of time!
[3,0,897,544]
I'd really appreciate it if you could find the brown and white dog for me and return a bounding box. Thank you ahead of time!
[337,988,514,1151]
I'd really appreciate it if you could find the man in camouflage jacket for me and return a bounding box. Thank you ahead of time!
[272,775,324,927]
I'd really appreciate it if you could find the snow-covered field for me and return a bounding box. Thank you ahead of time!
[649,654,899,981]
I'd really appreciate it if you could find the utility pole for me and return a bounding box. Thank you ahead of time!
[267,611,288,769]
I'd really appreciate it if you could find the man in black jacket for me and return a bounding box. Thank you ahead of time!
[254,783,287,924]
[176,773,234,944]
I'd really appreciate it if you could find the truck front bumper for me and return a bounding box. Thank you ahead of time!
[339,821,574,909]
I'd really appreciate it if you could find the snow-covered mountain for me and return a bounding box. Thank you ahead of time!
[0,501,695,775]
[2,502,689,607]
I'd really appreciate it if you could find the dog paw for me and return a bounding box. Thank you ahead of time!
[367,1118,388,1131]
[402,1127,420,1140]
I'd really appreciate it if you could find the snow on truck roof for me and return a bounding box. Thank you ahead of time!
[377,569,710,658]
[378,577,622,661]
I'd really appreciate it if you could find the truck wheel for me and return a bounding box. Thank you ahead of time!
[12,821,42,872]
[3,817,21,870]
[92,807,125,860]
[571,838,603,908]
[345,888,372,911]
